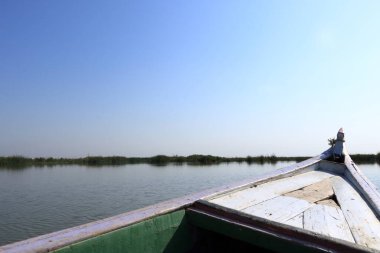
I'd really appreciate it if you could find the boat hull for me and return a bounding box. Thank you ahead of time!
[54,210,193,253]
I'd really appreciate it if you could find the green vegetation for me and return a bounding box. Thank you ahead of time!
[0,154,304,168]
[350,154,380,164]
[328,138,336,146]
[1,153,379,168]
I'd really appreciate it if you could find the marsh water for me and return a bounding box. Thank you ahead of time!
[1,162,380,246]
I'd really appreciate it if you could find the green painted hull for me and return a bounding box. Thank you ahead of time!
[54,210,194,253]
[52,209,277,253]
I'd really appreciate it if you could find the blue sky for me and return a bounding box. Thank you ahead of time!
[1,0,380,157]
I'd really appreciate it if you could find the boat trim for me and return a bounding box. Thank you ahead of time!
[343,147,380,217]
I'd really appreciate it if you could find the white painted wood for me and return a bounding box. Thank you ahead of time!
[304,204,354,243]
[283,213,303,228]
[284,177,334,203]
[344,152,380,217]
[242,196,314,223]
[205,149,331,202]
[318,160,346,175]
[209,171,333,210]
[332,176,380,250]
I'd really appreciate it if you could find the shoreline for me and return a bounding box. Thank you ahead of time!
[1,153,380,167]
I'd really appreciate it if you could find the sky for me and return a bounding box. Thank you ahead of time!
[1,0,380,157]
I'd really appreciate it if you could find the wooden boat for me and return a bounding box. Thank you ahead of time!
[1,129,380,253]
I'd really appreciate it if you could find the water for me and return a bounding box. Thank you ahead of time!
[0,162,380,246]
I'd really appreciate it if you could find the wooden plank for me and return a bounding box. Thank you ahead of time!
[318,160,346,175]
[316,199,338,208]
[344,156,380,217]
[284,177,334,203]
[284,213,303,228]
[304,204,354,243]
[209,171,333,210]
[332,176,380,250]
[189,202,376,253]
[242,196,314,223]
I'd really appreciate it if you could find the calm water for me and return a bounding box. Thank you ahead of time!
[1,162,380,246]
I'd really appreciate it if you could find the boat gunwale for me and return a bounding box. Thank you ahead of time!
[343,148,380,217]
[0,150,329,253]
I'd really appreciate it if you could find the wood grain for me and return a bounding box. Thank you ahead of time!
[283,213,303,228]
[332,176,380,250]
[209,171,333,210]
[284,177,334,203]
[304,204,354,243]
[242,196,314,223]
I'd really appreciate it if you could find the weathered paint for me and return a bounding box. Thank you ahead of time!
[344,153,380,217]
[53,210,194,253]
[208,171,332,210]
[187,205,375,253]
[187,208,324,253]
[332,177,380,250]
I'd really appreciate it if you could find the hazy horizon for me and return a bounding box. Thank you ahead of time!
[2,1,380,157]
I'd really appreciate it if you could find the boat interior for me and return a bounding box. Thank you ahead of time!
[194,159,380,252]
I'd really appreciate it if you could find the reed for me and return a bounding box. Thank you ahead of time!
[0,153,379,168]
